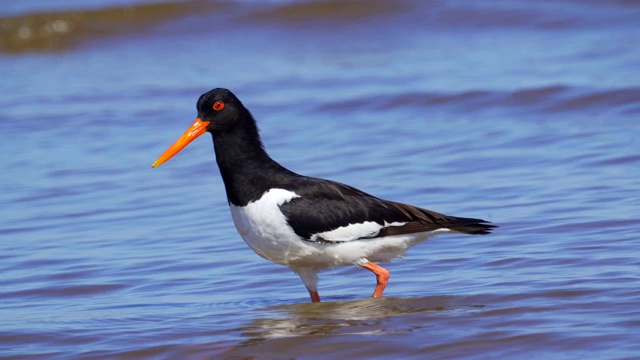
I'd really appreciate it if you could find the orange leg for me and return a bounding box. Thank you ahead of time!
[360,261,390,298]
[292,267,320,303]
[307,289,321,303]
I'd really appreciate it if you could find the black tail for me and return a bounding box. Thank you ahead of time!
[446,216,497,235]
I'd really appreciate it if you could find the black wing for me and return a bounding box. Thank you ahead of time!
[278,177,496,243]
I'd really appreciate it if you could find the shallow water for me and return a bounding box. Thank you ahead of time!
[1,0,639,358]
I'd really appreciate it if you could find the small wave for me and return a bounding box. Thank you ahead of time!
[319,85,640,116]
[247,0,403,23]
[2,283,127,299]
[0,1,226,52]
[4,0,636,53]
[244,0,637,31]
[0,0,401,53]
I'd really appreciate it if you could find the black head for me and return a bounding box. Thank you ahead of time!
[152,88,260,168]
[195,88,256,136]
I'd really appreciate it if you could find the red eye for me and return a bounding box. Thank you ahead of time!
[213,101,225,111]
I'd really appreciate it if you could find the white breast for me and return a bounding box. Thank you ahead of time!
[229,188,318,265]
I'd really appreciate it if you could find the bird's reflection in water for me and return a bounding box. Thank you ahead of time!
[208,295,490,358]
[229,295,478,346]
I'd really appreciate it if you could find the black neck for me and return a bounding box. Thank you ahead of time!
[211,124,296,206]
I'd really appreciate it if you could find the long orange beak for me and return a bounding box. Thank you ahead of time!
[152,118,210,168]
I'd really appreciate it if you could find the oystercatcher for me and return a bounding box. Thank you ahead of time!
[152,88,496,302]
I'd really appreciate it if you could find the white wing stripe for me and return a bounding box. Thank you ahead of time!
[310,221,407,242]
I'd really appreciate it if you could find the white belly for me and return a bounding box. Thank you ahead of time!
[229,189,318,266]
[229,188,449,268]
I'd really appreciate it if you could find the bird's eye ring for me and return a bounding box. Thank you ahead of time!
[213,101,225,111]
